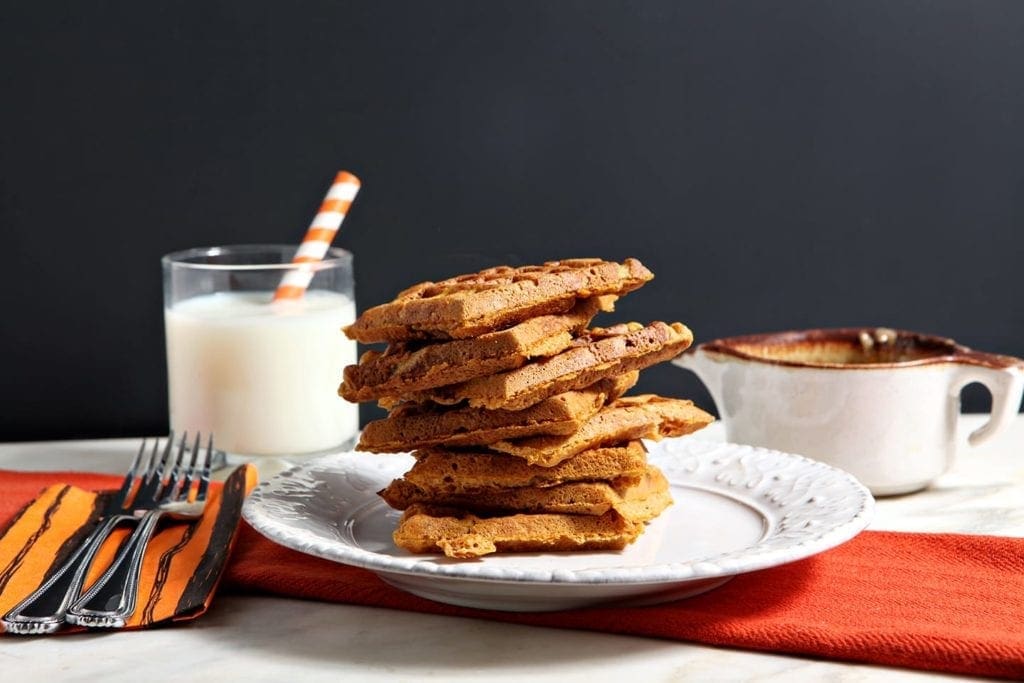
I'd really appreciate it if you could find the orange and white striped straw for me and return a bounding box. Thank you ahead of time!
[274,170,361,301]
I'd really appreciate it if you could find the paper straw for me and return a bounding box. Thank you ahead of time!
[274,171,361,301]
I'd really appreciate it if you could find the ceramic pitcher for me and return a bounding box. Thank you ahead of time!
[674,328,1024,495]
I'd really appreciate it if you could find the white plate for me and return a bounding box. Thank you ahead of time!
[242,438,873,612]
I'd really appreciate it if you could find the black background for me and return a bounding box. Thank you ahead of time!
[2,1,1023,440]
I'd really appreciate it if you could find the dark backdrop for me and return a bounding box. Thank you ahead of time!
[2,1,1023,440]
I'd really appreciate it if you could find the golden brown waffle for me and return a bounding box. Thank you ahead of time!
[384,321,694,411]
[611,467,674,522]
[340,297,615,403]
[357,373,637,453]
[404,441,650,494]
[380,465,672,519]
[344,258,653,343]
[337,256,713,559]
[491,395,714,466]
[392,504,643,558]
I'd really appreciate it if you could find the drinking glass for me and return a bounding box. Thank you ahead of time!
[162,245,357,458]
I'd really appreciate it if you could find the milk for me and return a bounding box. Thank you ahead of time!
[165,290,357,456]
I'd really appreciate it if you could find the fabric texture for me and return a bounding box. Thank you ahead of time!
[0,467,256,630]
[1,470,1022,679]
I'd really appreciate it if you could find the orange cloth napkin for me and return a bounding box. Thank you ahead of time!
[0,467,256,630]
[2,471,1022,679]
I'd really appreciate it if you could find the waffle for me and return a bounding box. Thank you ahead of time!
[380,465,671,519]
[383,321,694,411]
[340,296,616,403]
[357,373,637,453]
[404,441,649,494]
[344,258,653,343]
[339,256,711,560]
[490,395,714,466]
[392,504,643,558]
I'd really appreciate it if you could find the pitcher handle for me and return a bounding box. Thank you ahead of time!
[949,357,1024,446]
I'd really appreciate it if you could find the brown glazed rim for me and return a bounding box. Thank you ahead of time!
[696,327,1024,370]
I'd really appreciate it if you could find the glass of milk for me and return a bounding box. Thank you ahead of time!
[162,245,357,460]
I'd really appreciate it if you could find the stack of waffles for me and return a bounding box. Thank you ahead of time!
[340,258,713,559]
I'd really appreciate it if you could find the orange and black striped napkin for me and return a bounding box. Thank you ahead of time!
[2,469,1023,680]
[0,466,256,630]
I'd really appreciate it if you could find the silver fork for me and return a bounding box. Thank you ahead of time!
[66,433,214,628]
[2,437,177,634]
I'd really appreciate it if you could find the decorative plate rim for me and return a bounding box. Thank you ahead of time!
[242,437,874,586]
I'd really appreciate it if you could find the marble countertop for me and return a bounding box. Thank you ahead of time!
[1,415,1021,682]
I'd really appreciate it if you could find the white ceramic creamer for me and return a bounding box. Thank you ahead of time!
[165,290,357,457]
[674,328,1024,495]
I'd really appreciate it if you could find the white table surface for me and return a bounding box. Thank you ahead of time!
[1,415,1021,682]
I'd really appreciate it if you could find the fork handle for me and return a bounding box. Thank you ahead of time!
[65,510,164,628]
[2,515,132,634]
